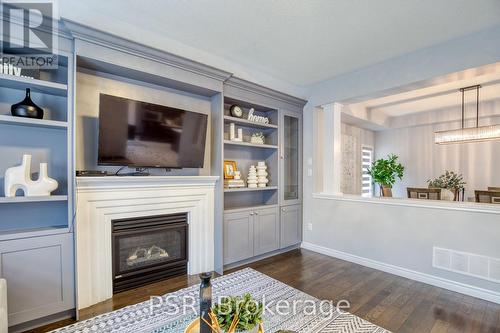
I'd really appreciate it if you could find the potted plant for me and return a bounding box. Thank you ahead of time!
[211,293,263,333]
[427,170,466,201]
[367,154,404,197]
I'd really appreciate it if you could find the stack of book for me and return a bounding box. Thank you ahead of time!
[224,179,245,188]
[225,170,246,188]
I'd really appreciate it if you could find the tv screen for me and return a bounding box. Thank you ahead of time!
[98,94,208,168]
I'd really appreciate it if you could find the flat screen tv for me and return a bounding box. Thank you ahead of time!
[98,94,208,168]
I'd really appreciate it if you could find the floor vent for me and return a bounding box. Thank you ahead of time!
[433,247,500,283]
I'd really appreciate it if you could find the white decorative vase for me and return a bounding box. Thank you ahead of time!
[256,162,268,188]
[4,154,58,197]
[247,165,258,188]
[440,188,455,201]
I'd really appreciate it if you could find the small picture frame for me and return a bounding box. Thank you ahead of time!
[224,160,237,179]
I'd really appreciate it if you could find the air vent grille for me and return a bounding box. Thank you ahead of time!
[433,247,500,283]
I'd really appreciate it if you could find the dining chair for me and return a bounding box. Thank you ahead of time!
[407,187,441,200]
[475,190,500,204]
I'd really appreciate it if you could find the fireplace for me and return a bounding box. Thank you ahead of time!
[111,213,188,293]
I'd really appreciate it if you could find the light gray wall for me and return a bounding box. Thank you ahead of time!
[75,71,212,175]
[375,101,500,199]
[303,25,500,299]
[308,197,500,292]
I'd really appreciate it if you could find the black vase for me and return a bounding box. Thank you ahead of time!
[199,272,212,333]
[11,88,44,119]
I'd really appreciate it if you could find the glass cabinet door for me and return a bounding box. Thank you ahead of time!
[281,111,301,205]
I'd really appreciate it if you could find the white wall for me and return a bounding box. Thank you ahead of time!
[375,100,500,199]
[303,25,500,302]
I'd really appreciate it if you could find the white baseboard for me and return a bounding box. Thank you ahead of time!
[301,241,500,304]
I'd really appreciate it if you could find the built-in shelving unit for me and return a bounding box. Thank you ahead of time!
[0,195,68,204]
[0,53,72,235]
[0,225,69,241]
[0,72,68,96]
[224,140,278,149]
[223,115,278,129]
[224,186,278,193]
[222,96,280,211]
[0,29,76,327]
[0,114,68,129]
[223,203,279,213]
[221,77,306,269]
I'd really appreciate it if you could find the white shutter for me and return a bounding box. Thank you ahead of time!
[361,146,373,197]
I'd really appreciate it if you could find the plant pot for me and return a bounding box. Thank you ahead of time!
[229,326,259,333]
[380,186,393,197]
[184,319,262,333]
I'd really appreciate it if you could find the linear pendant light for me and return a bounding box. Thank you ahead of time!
[434,85,500,144]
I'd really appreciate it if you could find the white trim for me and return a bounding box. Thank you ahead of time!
[75,176,218,309]
[312,192,500,215]
[301,241,500,304]
[76,176,219,191]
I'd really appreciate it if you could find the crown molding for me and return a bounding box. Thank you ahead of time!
[61,19,307,107]
[225,76,307,108]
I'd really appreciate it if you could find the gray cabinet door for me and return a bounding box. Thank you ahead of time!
[253,207,279,256]
[0,232,75,326]
[223,210,254,265]
[280,204,302,248]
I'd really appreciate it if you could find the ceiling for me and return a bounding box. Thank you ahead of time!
[59,0,500,87]
[349,66,500,118]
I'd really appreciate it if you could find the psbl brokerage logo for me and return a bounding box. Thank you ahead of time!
[1,0,58,70]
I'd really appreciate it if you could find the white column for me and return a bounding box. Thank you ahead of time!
[321,103,342,194]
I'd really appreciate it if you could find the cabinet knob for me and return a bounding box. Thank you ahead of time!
[250,212,254,216]
[282,208,286,212]
[254,211,259,215]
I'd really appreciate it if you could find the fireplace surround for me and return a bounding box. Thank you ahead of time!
[75,176,218,309]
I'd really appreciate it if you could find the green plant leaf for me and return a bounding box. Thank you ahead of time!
[367,154,405,188]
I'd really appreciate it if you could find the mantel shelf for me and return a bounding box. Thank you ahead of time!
[0,114,68,129]
[0,195,68,204]
[0,73,68,96]
[224,186,278,193]
[223,115,278,129]
[224,140,278,149]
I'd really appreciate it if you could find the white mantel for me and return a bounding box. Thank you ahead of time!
[75,176,218,310]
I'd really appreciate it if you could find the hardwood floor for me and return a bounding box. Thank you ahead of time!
[29,249,500,332]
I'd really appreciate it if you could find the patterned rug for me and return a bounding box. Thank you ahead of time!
[51,268,390,333]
